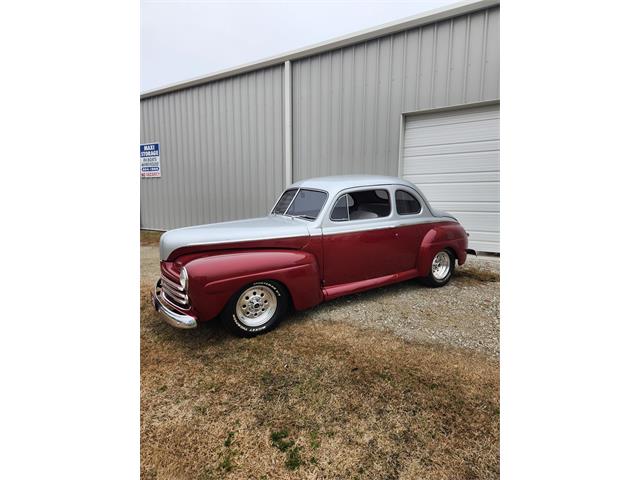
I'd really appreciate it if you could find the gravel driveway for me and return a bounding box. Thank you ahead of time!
[141,246,499,357]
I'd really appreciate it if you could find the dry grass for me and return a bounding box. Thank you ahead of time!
[141,303,498,479]
[455,265,500,285]
[141,230,164,246]
[141,232,499,479]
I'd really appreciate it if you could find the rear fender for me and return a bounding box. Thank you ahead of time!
[417,223,468,276]
[184,250,322,321]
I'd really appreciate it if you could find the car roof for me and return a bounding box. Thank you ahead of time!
[289,174,421,198]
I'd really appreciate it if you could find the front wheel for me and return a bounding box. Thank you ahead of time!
[221,280,289,337]
[421,250,455,287]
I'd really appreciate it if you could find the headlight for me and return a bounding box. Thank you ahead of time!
[179,267,189,290]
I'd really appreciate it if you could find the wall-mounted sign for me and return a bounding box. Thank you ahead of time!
[140,143,161,178]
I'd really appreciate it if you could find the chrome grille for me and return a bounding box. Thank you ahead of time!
[160,273,189,308]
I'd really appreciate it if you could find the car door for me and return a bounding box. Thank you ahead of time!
[391,188,432,272]
[321,188,399,286]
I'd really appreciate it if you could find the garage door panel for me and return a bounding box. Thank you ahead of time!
[467,239,500,252]
[440,211,499,232]
[404,151,498,175]
[429,201,499,213]
[403,139,499,158]
[414,182,499,202]
[401,104,500,253]
[404,120,499,147]
[462,230,499,243]
[406,171,499,184]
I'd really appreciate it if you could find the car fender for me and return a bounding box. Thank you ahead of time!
[184,249,322,321]
[416,223,468,276]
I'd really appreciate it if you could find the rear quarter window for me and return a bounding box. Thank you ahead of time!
[395,190,422,215]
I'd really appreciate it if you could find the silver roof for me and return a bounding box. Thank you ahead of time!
[141,0,499,99]
[289,174,421,198]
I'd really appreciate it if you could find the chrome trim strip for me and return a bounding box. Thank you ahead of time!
[162,290,189,308]
[162,283,188,303]
[283,188,300,215]
[152,280,197,329]
[160,274,183,292]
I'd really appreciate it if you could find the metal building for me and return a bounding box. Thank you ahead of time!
[140,0,500,252]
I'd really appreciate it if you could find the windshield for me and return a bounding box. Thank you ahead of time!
[271,188,328,220]
[272,189,297,215]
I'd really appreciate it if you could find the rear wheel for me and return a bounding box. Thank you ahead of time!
[222,280,289,337]
[421,250,455,287]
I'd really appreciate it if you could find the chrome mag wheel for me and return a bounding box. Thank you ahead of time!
[431,251,451,281]
[235,285,278,327]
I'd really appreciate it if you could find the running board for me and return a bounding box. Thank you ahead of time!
[322,269,419,301]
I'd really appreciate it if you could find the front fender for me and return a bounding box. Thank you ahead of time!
[417,223,468,276]
[184,250,322,321]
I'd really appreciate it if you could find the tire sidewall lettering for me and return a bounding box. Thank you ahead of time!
[232,281,281,332]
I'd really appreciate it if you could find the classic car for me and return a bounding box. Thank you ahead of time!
[152,175,469,337]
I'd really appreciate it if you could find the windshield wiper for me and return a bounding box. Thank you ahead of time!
[291,214,316,221]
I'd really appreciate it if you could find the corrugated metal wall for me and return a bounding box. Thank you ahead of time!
[140,5,498,230]
[292,6,499,180]
[140,65,285,230]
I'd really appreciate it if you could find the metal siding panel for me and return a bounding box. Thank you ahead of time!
[404,29,420,112]
[432,20,451,108]
[465,11,487,102]
[140,65,285,230]
[376,36,392,174]
[483,7,500,100]
[448,16,468,105]
[342,47,355,170]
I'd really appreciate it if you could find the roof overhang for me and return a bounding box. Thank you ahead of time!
[140,0,499,100]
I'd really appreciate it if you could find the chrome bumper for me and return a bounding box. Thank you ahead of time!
[152,279,198,329]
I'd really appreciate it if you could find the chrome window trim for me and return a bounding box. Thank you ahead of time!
[270,188,299,215]
[325,187,393,226]
[329,194,350,222]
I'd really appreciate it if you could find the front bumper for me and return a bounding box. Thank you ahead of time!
[152,279,198,329]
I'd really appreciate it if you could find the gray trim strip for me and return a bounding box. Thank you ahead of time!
[141,0,499,99]
[401,99,500,119]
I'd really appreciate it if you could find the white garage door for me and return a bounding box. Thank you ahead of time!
[401,104,500,253]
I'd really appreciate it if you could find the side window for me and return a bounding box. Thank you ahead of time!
[331,189,391,221]
[330,194,349,221]
[395,190,421,215]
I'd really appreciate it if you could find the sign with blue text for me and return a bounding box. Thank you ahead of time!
[140,143,161,178]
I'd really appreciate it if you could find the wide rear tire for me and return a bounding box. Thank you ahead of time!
[421,249,455,288]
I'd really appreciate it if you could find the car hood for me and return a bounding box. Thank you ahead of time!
[159,215,310,261]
